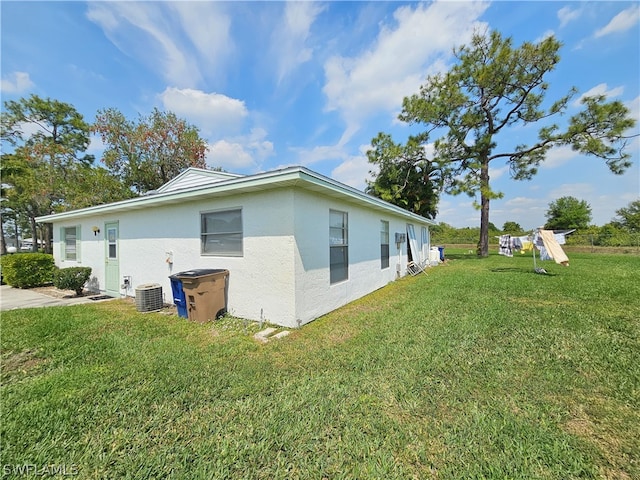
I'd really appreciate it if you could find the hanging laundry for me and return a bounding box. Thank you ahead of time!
[539,229,569,266]
[511,237,522,251]
[554,232,567,245]
[538,246,552,261]
[518,236,533,254]
[498,235,513,257]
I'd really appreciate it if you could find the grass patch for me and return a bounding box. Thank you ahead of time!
[1,253,638,478]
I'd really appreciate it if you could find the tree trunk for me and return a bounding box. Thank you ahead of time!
[0,214,7,255]
[29,215,38,252]
[45,223,53,254]
[477,159,490,257]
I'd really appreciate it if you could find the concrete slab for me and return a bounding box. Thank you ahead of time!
[271,331,291,340]
[253,327,277,343]
[0,284,114,311]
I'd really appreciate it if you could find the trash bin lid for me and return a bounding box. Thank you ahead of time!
[175,268,227,278]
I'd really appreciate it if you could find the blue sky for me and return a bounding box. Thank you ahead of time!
[2,1,638,229]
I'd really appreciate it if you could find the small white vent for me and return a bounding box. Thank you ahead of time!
[135,283,163,312]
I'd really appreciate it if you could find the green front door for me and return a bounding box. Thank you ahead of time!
[105,222,120,297]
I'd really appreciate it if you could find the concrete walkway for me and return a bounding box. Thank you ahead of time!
[0,284,112,311]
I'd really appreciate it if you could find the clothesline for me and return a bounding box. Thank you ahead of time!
[497,229,572,269]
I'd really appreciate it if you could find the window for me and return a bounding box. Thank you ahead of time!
[62,226,80,261]
[107,226,117,260]
[201,209,243,256]
[380,220,390,269]
[329,210,348,283]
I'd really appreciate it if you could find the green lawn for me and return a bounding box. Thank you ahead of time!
[1,252,639,479]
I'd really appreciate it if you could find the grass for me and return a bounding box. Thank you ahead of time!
[1,251,639,479]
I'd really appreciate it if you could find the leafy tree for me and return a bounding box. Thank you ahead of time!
[429,222,456,237]
[545,196,592,230]
[371,30,636,257]
[366,133,443,219]
[502,221,522,233]
[93,108,208,194]
[0,152,47,251]
[64,165,136,210]
[596,222,632,247]
[1,95,94,253]
[612,199,640,233]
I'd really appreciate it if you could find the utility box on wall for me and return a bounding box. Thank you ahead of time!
[395,233,406,244]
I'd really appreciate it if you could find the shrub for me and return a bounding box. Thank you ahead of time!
[0,253,56,288]
[53,267,92,296]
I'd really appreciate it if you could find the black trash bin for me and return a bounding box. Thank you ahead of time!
[175,269,229,323]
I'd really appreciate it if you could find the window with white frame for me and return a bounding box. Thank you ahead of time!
[380,220,390,269]
[329,210,348,283]
[201,209,243,256]
[62,226,79,261]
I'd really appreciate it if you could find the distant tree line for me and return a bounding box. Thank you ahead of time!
[432,197,640,248]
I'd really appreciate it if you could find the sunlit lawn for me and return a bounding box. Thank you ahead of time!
[1,251,638,479]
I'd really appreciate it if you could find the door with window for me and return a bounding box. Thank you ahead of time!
[105,222,119,297]
[407,224,420,265]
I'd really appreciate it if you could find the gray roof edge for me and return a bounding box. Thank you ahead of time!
[36,165,435,225]
[295,167,435,225]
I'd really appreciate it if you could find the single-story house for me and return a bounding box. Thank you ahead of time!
[37,166,436,328]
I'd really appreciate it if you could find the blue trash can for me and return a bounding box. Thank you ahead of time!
[437,246,445,261]
[169,275,188,318]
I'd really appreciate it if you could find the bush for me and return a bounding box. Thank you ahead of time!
[53,267,92,296]
[0,253,56,288]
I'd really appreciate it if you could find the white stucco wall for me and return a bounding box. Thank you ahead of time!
[291,189,418,326]
[53,189,298,326]
[50,185,431,328]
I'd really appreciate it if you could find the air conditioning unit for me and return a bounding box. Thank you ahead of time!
[135,283,163,312]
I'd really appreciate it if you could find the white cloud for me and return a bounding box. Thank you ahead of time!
[156,88,274,174]
[331,155,371,191]
[489,164,509,181]
[548,183,594,200]
[1,71,34,94]
[331,144,377,190]
[207,140,255,171]
[323,1,489,132]
[595,5,640,38]
[271,2,324,84]
[244,127,275,162]
[87,134,106,156]
[158,87,248,137]
[435,196,480,227]
[170,2,233,78]
[86,2,232,88]
[557,6,582,28]
[574,83,625,106]
[543,145,578,169]
[292,143,347,167]
[627,95,640,125]
[206,128,274,172]
[11,121,50,139]
[534,30,555,44]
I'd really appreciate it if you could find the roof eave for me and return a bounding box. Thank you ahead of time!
[36,166,435,226]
